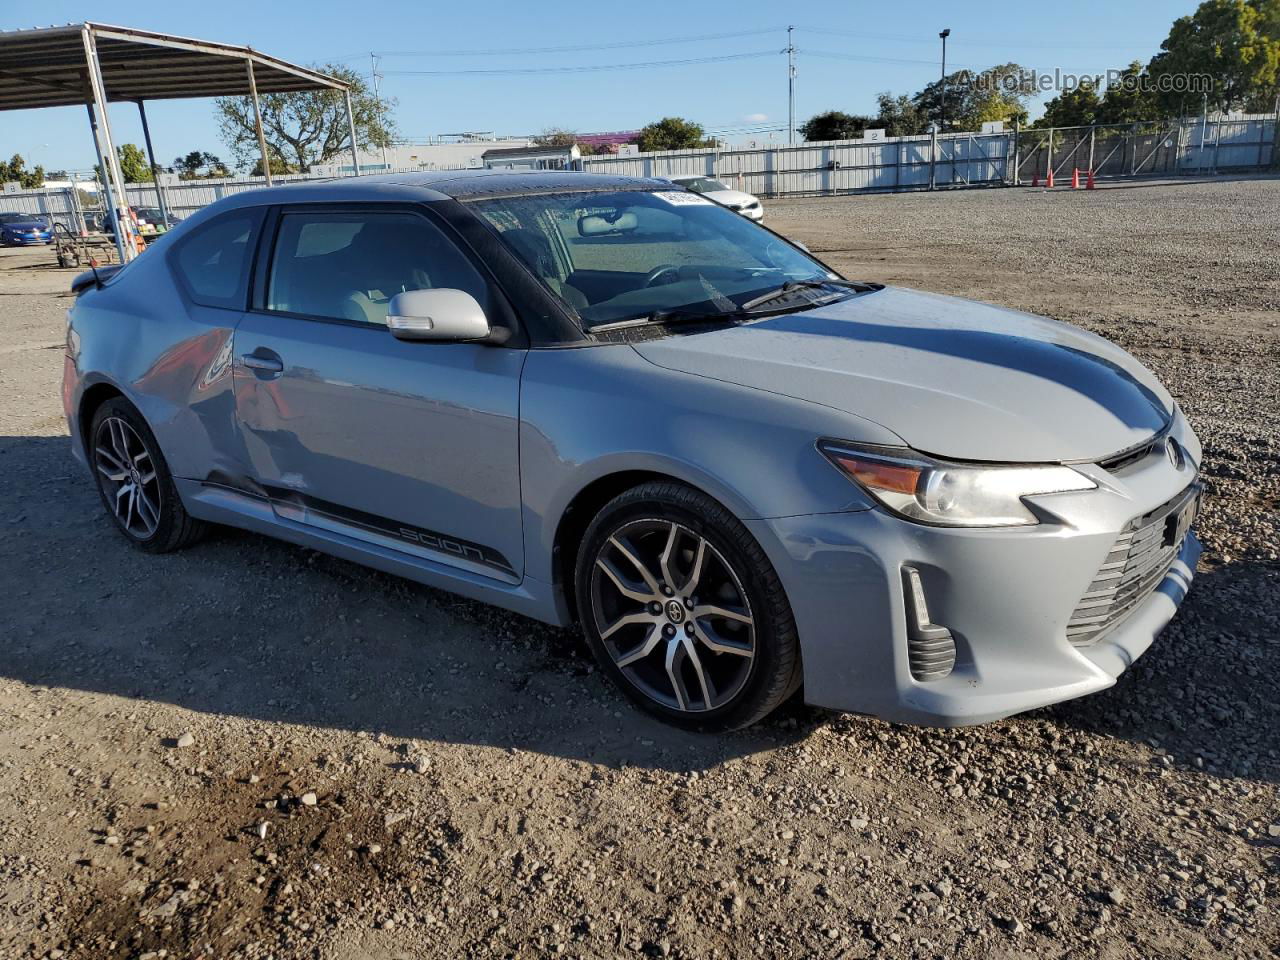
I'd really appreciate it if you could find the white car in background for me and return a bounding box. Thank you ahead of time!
[665,176,763,221]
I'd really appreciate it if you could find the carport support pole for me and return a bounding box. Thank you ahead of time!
[81,28,134,263]
[246,60,273,187]
[344,90,361,176]
[135,101,171,228]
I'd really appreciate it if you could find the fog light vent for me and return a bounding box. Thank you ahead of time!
[902,566,956,681]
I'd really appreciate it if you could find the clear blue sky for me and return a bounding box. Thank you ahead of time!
[4,0,1197,172]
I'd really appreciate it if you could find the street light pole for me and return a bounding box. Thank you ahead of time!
[939,29,950,134]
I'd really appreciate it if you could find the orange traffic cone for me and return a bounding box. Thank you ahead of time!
[1046,169,1055,188]
[1071,168,1080,189]
[1086,168,1096,190]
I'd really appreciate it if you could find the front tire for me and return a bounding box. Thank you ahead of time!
[574,481,801,731]
[88,398,206,553]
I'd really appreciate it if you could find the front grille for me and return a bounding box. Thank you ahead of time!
[1066,485,1199,647]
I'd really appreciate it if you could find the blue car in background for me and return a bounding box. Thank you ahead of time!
[0,212,53,245]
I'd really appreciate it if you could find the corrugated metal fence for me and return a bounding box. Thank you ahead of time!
[578,131,1014,195]
[1,114,1274,229]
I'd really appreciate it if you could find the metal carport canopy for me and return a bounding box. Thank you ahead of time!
[0,22,357,261]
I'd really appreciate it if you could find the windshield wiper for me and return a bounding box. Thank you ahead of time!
[588,307,743,332]
[739,278,865,312]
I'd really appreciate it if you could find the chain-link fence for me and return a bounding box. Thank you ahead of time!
[1012,114,1277,184]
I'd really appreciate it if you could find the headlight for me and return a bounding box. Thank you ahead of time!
[820,441,1096,527]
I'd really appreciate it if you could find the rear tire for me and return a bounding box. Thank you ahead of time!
[88,397,206,553]
[574,481,801,731]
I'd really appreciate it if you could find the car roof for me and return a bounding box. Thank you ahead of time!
[203,168,673,213]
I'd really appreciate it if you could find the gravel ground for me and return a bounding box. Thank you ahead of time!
[1,177,1277,960]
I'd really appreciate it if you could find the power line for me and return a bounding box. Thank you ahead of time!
[792,25,1148,51]
[382,51,778,77]
[804,50,987,70]
[371,28,781,58]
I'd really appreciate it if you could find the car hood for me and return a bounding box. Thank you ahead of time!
[632,286,1173,463]
[704,189,758,208]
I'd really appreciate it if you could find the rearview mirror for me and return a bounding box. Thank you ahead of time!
[386,289,491,342]
[578,212,638,237]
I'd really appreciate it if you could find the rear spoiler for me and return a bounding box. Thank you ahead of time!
[70,263,124,296]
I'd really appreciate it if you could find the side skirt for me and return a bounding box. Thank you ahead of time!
[175,479,568,627]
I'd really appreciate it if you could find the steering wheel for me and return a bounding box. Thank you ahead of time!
[643,264,682,288]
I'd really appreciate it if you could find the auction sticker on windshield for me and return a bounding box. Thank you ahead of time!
[652,192,714,206]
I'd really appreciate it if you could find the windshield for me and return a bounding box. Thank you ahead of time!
[469,189,842,329]
[673,177,729,194]
[0,214,37,224]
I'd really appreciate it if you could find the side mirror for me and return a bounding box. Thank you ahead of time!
[386,288,491,342]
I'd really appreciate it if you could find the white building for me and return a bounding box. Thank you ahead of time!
[311,136,535,176]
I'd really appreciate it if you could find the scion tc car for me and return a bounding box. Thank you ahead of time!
[63,170,1202,730]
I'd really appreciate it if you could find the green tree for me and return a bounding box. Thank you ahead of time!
[215,64,395,172]
[1097,62,1161,123]
[1035,83,1103,128]
[532,128,595,155]
[1147,0,1280,113]
[93,144,155,184]
[118,143,153,182]
[0,154,44,188]
[172,150,231,179]
[799,110,874,141]
[533,128,578,147]
[913,63,1033,131]
[250,154,296,177]
[636,117,709,152]
[874,92,926,137]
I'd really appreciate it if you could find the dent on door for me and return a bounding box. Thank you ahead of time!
[231,316,527,582]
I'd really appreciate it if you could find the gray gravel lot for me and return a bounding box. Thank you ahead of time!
[0,177,1277,959]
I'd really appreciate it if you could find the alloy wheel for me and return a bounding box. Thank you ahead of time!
[589,519,755,713]
[94,416,162,540]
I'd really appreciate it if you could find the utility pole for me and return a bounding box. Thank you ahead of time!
[371,53,388,169]
[786,25,796,146]
[939,29,950,134]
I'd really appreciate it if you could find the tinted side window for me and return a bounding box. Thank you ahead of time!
[266,210,488,326]
[171,209,261,310]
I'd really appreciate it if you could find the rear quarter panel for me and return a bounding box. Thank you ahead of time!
[66,240,246,484]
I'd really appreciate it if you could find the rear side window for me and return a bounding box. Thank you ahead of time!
[170,209,261,310]
[265,210,488,326]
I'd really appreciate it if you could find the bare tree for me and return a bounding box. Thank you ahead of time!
[215,64,396,173]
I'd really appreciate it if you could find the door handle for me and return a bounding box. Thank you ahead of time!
[242,353,283,373]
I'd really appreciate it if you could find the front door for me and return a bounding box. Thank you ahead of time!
[232,205,526,582]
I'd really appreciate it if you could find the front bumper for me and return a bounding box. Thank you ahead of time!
[747,417,1203,726]
[737,206,764,222]
[3,232,52,245]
